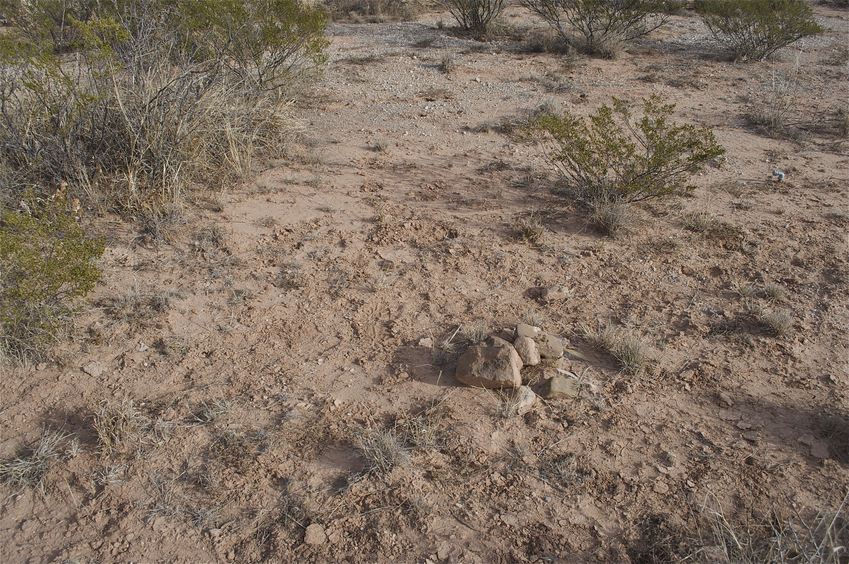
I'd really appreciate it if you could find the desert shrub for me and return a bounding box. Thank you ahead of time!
[746,61,802,135]
[0,0,327,214]
[531,96,723,230]
[325,0,414,21]
[695,0,823,61]
[521,0,679,57]
[0,193,103,361]
[441,0,506,37]
[0,0,101,52]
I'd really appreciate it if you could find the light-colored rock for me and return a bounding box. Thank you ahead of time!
[547,375,581,399]
[304,523,327,546]
[418,337,433,348]
[82,362,104,378]
[516,323,541,338]
[513,336,541,366]
[455,344,522,389]
[514,385,536,415]
[537,333,564,359]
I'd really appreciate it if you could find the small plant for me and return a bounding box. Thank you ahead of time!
[439,53,456,74]
[356,427,410,474]
[695,0,823,61]
[532,96,723,233]
[0,194,103,361]
[441,0,506,37]
[459,321,489,344]
[582,321,650,375]
[0,429,71,493]
[92,399,152,457]
[516,214,545,243]
[747,61,802,136]
[521,0,679,57]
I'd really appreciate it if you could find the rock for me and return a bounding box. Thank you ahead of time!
[455,344,522,389]
[304,523,327,546]
[82,362,104,378]
[418,337,433,348]
[718,392,734,407]
[486,335,512,348]
[547,375,581,399]
[545,286,571,301]
[516,323,541,338]
[513,336,541,366]
[537,333,564,359]
[514,386,536,415]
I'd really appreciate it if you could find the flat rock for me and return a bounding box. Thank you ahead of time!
[537,333,564,359]
[513,336,540,366]
[304,523,327,546]
[455,344,522,389]
[547,374,581,399]
[82,362,104,378]
[417,337,433,348]
[516,323,541,338]
[514,385,536,415]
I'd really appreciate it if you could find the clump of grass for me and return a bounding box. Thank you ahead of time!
[459,322,489,344]
[516,215,545,243]
[190,400,232,426]
[760,283,786,302]
[582,322,650,375]
[371,139,390,153]
[439,54,457,74]
[681,212,742,240]
[743,300,793,336]
[92,399,152,457]
[0,430,72,493]
[589,198,631,238]
[356,427,410,474]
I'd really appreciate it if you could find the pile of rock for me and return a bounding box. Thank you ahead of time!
[453,323,586,408]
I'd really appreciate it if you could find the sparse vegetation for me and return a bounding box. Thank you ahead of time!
[532,96,723,234]
[0,194,103,361]
[356,427,410,474]
[325,0,414,22]
[93,399,153,457]
[0,0,327,214]
[516,214,545,243]
[441,0,506,37]
[747,61,802,136]
[582,321,650,375]
[521,0,678,57]
[695,0,823,61]
[0,429,72,493]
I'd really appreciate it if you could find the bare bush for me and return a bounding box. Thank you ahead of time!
[521,0,678,57]
[442,0,506,37]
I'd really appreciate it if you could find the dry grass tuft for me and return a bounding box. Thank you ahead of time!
[590,199,631,238]
[459,322,489,345]
[93,399,153,457]
[357,427,410,474]
[582,322,650,375]
[516,215,545,244]
[0,430,72,493]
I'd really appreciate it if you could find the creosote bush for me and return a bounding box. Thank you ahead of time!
[531,95,723,233]
[0,0,327,214]
[0,193,103,361]
[442,0,506,37]
[695,0,823,61]
[521,0,680,57]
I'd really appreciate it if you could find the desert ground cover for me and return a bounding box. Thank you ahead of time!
[1,1,848,562]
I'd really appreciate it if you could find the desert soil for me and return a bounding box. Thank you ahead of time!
[1,5,848,563]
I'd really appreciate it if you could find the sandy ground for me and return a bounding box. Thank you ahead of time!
[1,5,848,563]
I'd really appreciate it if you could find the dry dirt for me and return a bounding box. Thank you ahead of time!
[2,5,849,563]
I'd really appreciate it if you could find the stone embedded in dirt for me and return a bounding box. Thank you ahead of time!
[82,362,104,378]
[513,336,541,366]
[547,374,581,399]
[718,392,734,407]
[304,523,327,546]
[417,337,433,348]
[537,333,564,359]
[455,344,522,389]
[516,323,542,338]
[486,335,512,348]
[514,385,536,415]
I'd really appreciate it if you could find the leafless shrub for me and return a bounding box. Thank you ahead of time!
[326,0,415,22]
[746,60,802,136]
[442,0,506,37]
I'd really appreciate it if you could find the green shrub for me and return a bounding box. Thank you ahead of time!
[441,0,506,37]
[0,0,327,213]
[0,194,103,361]
[531,96,723,231]
[695,0,823,61]
[521,0,681,57]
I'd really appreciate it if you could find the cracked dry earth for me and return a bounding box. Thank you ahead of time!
[2,6,849,563]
